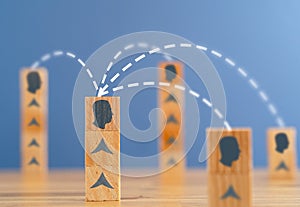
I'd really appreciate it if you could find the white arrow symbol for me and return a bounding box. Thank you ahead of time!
[97,84,109,97]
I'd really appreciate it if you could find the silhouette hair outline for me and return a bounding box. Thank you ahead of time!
[219,136,241,167]
[93,100,113,129]
[275,132,289,154]
[165,64,177,82]
[27,71,42,94]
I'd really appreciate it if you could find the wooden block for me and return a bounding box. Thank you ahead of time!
[20,68,48,179]
[158,61,185,174]
[208,174,252,207]
[207,128,252,174]
[85,97,120,202]
[207,128,252,207]
[267,128,297,179]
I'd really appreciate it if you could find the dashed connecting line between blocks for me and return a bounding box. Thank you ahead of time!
[100,43,285,127]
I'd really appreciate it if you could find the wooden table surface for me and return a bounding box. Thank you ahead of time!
[0,169,299,207]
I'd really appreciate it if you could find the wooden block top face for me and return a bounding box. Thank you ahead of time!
[267,128,297,178]
[85,97,120,131]
[158,61,184,84]
[207,128,252,174]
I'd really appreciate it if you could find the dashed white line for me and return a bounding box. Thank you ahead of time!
[164,44,176,49]
[225,58,236,67]
[31,61,39,68]
[77,58,85,67]
[122,63,132,72]
[202,98,212,108]
[101,74,107,84]
[180,43,192,48]
[113,86,124,92]
[53,51,63,56]
[128,83,139,88]
[196,45,207,51]
[92,81,99,90]
[249,79,258,89]
[110,73,120,83]
[189,90,200,98]
[143,81,155,86]
[124,44,134,50]
[211,50,222,58]
[259,91,268,102]
[106,62,113,71]
[214,109,224,119]
[268,104,277,115]
[175,84,185,91]
[224,121,232,131]
[135,54,146,62]
[149,48,160,54]
[159,82,170,86]
[41,54,51,62]
[66,52,76,58]
[114,51,122,60]
[238,67,248,77]
[276,117,284,127]
[138,42,148,48]
[86,68,93,78]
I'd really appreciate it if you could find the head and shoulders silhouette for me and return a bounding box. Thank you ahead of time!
[92,100,113,129]
[165,64,177,82]
[275,132,289,154]
[219,136,241,167]
[27,71,42,94]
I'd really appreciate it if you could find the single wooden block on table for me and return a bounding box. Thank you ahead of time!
[207,128,252,207]
[20,68,48,180]
[267,128,297,179]
[85,97,120,202]
[158,61,185,178]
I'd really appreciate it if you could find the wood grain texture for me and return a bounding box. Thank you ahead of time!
[20,68,48,180]
[85,97,120,201]
[267,128,297,179]
[0,170,299,206]
[207,128,252,207]
[158,62,185,177]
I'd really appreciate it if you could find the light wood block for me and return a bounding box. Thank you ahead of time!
[207,128,252,207]
[267,128,297,179]
[20,68,48,180]
[85,97,120,202]
[158,61,185,177]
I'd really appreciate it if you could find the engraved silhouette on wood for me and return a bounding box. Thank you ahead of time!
[27,71,42,94]
[165,64,177,82]
[93,100,113,129]
[275,133,289,154]
[219,136,241,167]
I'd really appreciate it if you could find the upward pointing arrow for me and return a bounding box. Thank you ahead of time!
[28,138,40,147]
[221,185,240,200]
[90,172,114,189]
[276,161,289,171]
[28,98,40,107]
[28,157,40,166]
[165,94,177,103]
[167,115,179,124]
[28,118,40,126]
[91,139,113,154]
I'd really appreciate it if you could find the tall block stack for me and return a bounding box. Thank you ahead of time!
[158,61,185,180]
[267,128,297,179]
[20,68,48,180]
[207,128,252,207]
[85,97,120,201]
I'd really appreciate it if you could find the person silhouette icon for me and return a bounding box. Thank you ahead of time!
[27,71,42,94]
[93,100,113,129]
[219,136,241,167]
[275,132,289,154]
[165,64,177,82]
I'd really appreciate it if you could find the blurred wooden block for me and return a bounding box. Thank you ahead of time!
[85,97,120,202]
[20,68,48,180]
[207,128,252,207]
[267,128,297,179]
[158,61,185,177]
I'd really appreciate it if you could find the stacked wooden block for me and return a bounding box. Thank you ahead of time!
[85,97,120,201]
[20,68,48,180]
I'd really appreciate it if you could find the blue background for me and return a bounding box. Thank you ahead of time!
[1,0,300,169]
